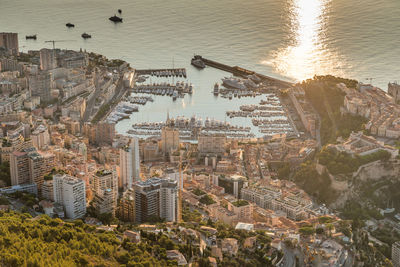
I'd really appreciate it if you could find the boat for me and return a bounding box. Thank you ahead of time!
[66,23,75,28]
[118,9,122,14]
[191,56,205,69]
[213,83,219,95]
[81,33,91,39]
[248,74,262,84]
[109,15,123,23]
[244,78,257,88]
[222,77,247,90]
[25,35,37,40]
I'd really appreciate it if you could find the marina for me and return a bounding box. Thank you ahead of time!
[136,68,187,78]
[114,63,299,139]
[126,96,154,105]
[132,81,193,99]
[106,101,139,124]
[131,116,251,133]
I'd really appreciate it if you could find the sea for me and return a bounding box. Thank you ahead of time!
[1,0,399,136]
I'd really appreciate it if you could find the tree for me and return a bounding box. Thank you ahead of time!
[0,161,11,186]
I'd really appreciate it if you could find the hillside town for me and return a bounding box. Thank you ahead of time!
[1,32,400,266]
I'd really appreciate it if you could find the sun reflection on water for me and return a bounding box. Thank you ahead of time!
[264,0,347,81]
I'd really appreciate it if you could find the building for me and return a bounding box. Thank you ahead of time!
[92,188,115,215]
[117,188,135,222]
[271,195,312,221]
[333,131,399,158]
[166,250,187,266]
[91,169,118,215]
[119,137,140,190]
[29,72,54,103]
[0,133,33,163]
[227,200,253,224]
[41,179,54,201]
[28,150,56,193]
[221,238,239,256]
[161,127,179,155]
[135,177,178,223]
[123,230,140,243]
[160,178,178,222]
[40,48,57,70]
[0,183,37,196]
[135,178,161,223]
[95,122,115,145]
[0,32,18,55]
[217,175,246,199]
[198,133,227,156]
[53,174,86,219]
[388,83,400,104]
[10,150,30,185]
[31,125,50,150]
[57,50,88,69]
[10,147,55,192]
[288,87,317,138]
[393,241,400,267]
[241,186,282,210]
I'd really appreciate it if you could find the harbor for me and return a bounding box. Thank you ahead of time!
[127,115,255,139]
[114,56,301,139]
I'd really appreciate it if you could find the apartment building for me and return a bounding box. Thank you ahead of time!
[53,174,86,219]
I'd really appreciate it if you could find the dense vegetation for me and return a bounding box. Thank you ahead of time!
[0,161,11,186]
[199,194,216,205]
[118,231,182,266]
[92,102,112,123]
[192,188,206,196]
[232,200,249,207]
[0,212,121,266]
[292,161,338,204]
[301,75,367,144]
[318,147,391,175]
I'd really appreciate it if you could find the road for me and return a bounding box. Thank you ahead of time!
[101,74,127,121]
[83,74,106,122]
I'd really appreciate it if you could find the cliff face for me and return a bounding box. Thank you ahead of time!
[322,159,400,209]
[352,160,400,181]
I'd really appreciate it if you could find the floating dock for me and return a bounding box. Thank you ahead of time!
[191,55,293,88]
[136,68,186,78]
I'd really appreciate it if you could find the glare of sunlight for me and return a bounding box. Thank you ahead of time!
[264,0,346,81]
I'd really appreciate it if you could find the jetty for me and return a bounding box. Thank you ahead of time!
[191,55,293,88]
[136,68,186,78]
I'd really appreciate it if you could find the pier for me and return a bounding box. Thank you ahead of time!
[136,68,187,78]
[191,55,294,88]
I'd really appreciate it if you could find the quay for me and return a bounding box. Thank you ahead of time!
[191,55,293,88]
[136,68,187,78]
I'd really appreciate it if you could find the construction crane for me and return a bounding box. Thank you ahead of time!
[44,40,75,50]
[178,144,193,222]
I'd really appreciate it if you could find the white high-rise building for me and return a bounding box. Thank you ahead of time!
[119,137,140,190]
[160,178,178,222]
[53,174,86,219]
